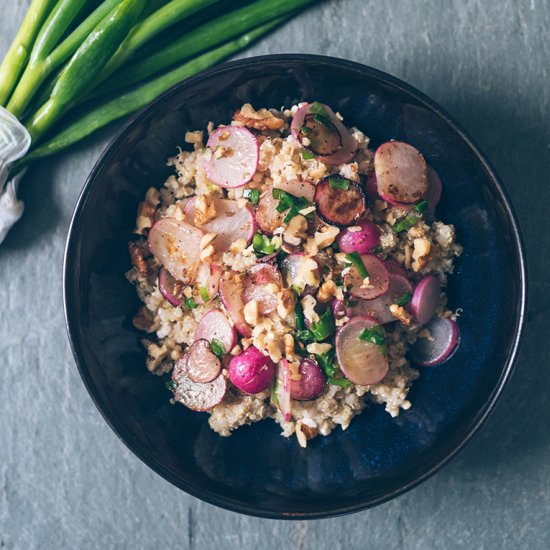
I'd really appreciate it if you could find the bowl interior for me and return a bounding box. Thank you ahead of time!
[65,56,525,518]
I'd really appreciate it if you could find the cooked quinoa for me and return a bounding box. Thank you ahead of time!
[126,102,462,447]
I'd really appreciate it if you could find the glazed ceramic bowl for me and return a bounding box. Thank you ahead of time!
[64,54,527,519]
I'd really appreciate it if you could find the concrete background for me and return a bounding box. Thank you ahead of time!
[1,1,549,548]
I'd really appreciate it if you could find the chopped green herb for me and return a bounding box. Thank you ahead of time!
[413,200,429,214]
[309,101,328,117]
[329,176,350,190]
[272,188,311,223]
[313,113,332,127]
[358,325,386,347]
[244,189,260,205]
[271,378,279,405]
[329,241,339,251]
[373,245,383,254]
[252,233,278,255]
[210,338,226,359]
[199,286,210,303]
[315,349,337,377]
[165,379,177,392]
[294,294,306,331]
[292,284,303,295]
[396,292,412,307]
[295,329,315,344]
[345,251,369,279]
[300,147,316,160]
[327,377,351,388]
[392,214,419,233]
[184,297,198,309]
[310,309,335,342]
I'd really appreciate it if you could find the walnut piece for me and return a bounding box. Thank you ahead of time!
[233,103,284,130]
[128,240,150,276]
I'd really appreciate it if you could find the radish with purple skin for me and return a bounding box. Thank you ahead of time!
[374,141,428,204]
[242,263,282,315]
[335,316,389,386]
[255,190,285,236]
[344,254,390,300]
[218,273,251,337]
[159,267,183,307]
[194,262,221,305]
[409,316,459,366]
[314,176,366,227]
[410,275,441,324]
[289,359,326,401]
[204,126,259,188]
[274,179,315,202]
[337,219,380,254]
[186,339,222,384]
[425,165,443,209]
[194,309,236,353]
[228,346,276,394]
[171,354,226,412]
[148,218,203,283]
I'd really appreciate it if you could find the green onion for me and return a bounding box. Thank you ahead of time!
[271,377,279,404]
[244,189,260,205]
[165,379,178,391]
[315,349,337,377]
[294,294,306,331]
[295,329,315,344]
[328,176,350,190]
[396,292,412,307]
[392,214,419,233]
[345,251,369,279]
[373,245,383,254]
[272,188,311,223]
[309,101,328,117]
[310,309,335,342]
[209,338,226,358]
[413,200,429,214]
[300,148,316,160]
[358,325,386,347]
[327,377,351,388]
[184,297,198,309]
[252,232,279,255]
[199,286,210,303]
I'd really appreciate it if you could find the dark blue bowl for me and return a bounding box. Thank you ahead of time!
[64,54,527,519]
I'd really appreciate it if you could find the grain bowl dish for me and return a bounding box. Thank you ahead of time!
[126,101,462,447]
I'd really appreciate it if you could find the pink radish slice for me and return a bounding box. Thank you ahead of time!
[204,126,259,188]
[255,190,285,236]
[242,263,282,315]
[289,359,326,401]
[384,258,408,278]
[425,166,443,209]
[314,176,366,227]
[409,316,459,366]
[171,355,226,411]
[194,309,237,353]
[344,254,390,300]
[148,218,203,283]
[336,219,380,254]
[280,253,320,290]
[410,275,441,324]
[291,103,357,165]
[274,179,315,202]
[159,267,183,306]
[185,197,255,253]
[335,316,389,385]
[186,339,222,384]
[374,141,428,204]
[228,346,276,394]
[276,359,292,421]
[346,273,413,324]
[331,298,346,319]
[218,274,251,337]
[379,192,413,211]
[194,262,221,305]
[365,171,379,201]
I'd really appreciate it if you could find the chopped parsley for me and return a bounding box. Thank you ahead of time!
[184,297,198,309]
[315,349,337,378]
[392,214,419,233]
[310,309,335,342]
[327,377,351,388]
[244,188,260,205]
[345,251,369,279]
[300,148,316,160]
[358,325,386,348]
[272,188,312,224]
[413,200,429,214]
[328,176,350,190]
[199,286,210,303]
[209,338,226,358]
[309,101,329,117]
[396,292,412,307]
[252,233,279,255]
[271,378,279,404]
[165,379,177,391]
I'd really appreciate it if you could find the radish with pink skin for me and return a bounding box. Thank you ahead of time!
[276,359,292,421]
[254,190,284,236]
[194,262,221,305]
[335,316,389,385]
[194,309,236,353]
[425,165,443,209]
[410,316,459,366]
[204,126,258,188]
[314,176,366,227]
[365,171,379,201]
[159,267,183,306]
[242,263,282,315]
[171,354,226,411]
[218,274,251,337]
[337,219,380,254]
[186,339,221,384]
[148,218,203,283]
[274,179,315,202]
[344,254,390,300]
[281,253,320,291]
[228,346,276,394]
[185,197,255,253]
[289,359,326,401]
[410,275,441,324]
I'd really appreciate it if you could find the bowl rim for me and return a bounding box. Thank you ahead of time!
[63,53,528,520]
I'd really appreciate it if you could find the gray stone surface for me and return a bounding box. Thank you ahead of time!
[1,0,549,548]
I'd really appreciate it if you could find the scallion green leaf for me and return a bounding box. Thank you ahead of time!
[184,297,198,309]
[209,338,226,358]
[396,292,412,307]
[301,148,316,160]
[310,309,335,342]
[328,176,350,190]
[315,349,337,377]
[345,251,369,279]
[199,286,210,303]
[413,200,429,214]
[327,377,351,388]
[165,379,177,391]
[252,232,279,255]
[244,189,260,205]
[392,214,419,233]
[309,101,328,117]
[358,325,386,347]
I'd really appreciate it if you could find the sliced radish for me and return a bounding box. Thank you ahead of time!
[335,316,389,385]
[274,179,315,202]
[410,275,441,324]
[148,218,203,283]
[336,219,380,254]
[374,141,428,204]
[384,258,408,278]
[289,359,326,401]
[280,253,320,291]
[186,339,222,384]
[365,171,379,201]
[194,262,221,305]
[204,126,258,188]
[255,190,285,236]
[425,165,443,209]
[344,254,390,300]
[378,192,413,211]
[194,309,237,353]
[346,273,413,324]
[159,267,183,306]
[276,359,292,421]
[291,103,357,165]
[314,176,366,227]
[242,263,282,315]
[185,197,255,253]
[409,316,459,366]
[171,355,226,411]
[331,298,346,319]
[228,346,276,394]
[218,274,251,337]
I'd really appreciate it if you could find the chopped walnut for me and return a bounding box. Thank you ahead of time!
[142,339,171,375]
[412,238,431,272]
[300,424,319,440]
[284,333,295,360]
[200,232,217,249]
[243,300,259,326]
[277,288,295,318]
[134,187,160,235]
[389,304,413,325]
[128,240,150,276]
[132,306,155,332]
[194,194,216,226]
[200,244,215,263]
[233,103,284,130]
[306,342,333,355]
[317,279,339,303]
[283,215,308,246]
